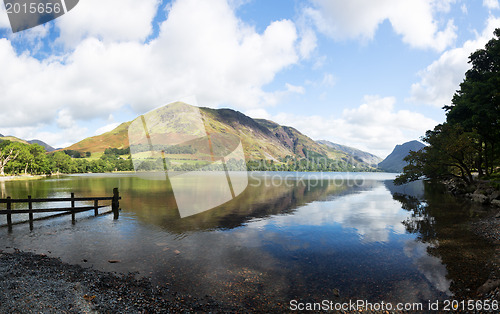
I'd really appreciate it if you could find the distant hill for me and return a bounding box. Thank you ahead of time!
[64,102,379,170]
[317,140,382,166]
[378,140,426,173]
[65,121,131,153]
[27,139,56,152]
[0,135,56,152]
[0,135,30,145]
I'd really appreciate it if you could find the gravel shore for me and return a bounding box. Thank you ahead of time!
[0,250,241,313]
[470,206,500,303]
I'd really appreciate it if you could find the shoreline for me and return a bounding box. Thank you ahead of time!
[443,178,500,301]
[0,250,240,313]
[469,206,500,302]
[0,247,497,312]
[0,175,47,181]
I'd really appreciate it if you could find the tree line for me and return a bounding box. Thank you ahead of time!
[0,140,133,175]
[396,29,500,185]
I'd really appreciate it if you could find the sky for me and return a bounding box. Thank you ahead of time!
[0,0,500,158]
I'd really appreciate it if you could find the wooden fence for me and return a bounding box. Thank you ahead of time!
[0,188,121,231]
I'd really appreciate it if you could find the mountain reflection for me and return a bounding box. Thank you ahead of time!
[127,173,361,233]
[126,173,411,240]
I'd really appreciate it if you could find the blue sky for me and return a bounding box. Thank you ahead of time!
[1,0,500,157]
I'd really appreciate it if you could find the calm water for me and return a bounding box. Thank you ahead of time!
[0,172,495,310]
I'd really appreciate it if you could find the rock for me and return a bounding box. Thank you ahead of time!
[495,211,500,218]
[489,190,500,200]
[471,193,489,204]
[477,279,500,295]
[83,294,96,301]
[492,200,500,208]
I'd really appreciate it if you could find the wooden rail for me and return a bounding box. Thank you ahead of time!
[0,188,121,231]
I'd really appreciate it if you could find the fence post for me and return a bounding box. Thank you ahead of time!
[112,188,119,219]
[71,192,75,224]
[94,199,99,216]
[28,195,33,231]
[6,196,12,231]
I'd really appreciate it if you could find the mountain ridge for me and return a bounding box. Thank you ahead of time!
[378,140,426,173]
[317,140,382,165]
[63,103,379,170]
[27,139,56,152]
[0,135,56,152]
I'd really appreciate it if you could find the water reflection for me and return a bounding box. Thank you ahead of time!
[250,184,408,243]
[391,181,496,298]
[0,173,495,310]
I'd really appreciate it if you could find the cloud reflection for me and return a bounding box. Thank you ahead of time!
[248,184,408,243]
[404,240,452,295]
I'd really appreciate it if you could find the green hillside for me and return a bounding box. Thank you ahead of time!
[63,103,378,171]
[64,121,131,153]
[0,136,30,145]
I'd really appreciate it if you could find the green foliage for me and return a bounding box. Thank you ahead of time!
[104,147,130,156]
[397,28,500,185]
[0,141,134,175]
[131,143,196,154]
[246,152,373,172]
[63,149,85,158]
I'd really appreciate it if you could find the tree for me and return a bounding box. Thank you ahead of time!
[398,28,500,185]
[445,28,500,177]
[396,124,477,185]
[29,144,50,174]
[9,144,32,175]
[0,141,20,176]
[51,151,75,173]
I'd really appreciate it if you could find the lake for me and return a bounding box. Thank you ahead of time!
[0,172,495,311]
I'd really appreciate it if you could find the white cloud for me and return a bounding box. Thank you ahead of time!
[150,0,299,110]
[56,109,75,129]
[38,127,89,148]
[272,95,438,157]
[56,0,160,47]
[321,73,336,87]
[298,27,317,59]
[0,0,302,146]
[305,0,457,51]
[484,0,500,10]
[305,72,336,88]
[461,4,468,14]
[410,16,500,107]
[95,123,120,135]
[285,83,305,94]
[0,124,88,148]
[244,108,271,120]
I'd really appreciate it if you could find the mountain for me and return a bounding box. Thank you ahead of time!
[64,102,379,170]
[0,135,30,145]
[65,121,131,153]
[317,140,382,166]
[378,140,426,173]
[27,140,56,152]
[0,135,56,152]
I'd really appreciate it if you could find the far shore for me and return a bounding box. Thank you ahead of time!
[0,175,48,181]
